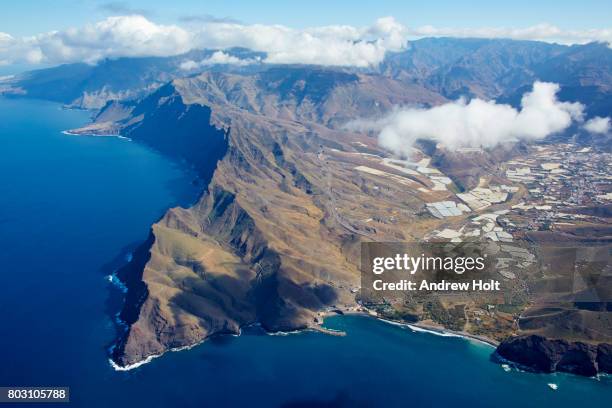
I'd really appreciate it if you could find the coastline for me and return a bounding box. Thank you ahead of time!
[62,130,131,140]
[336,310,499,348]
[386,319,498,348]
[109,308,495,372]
[109,324,345,372]
[109,339,206,371]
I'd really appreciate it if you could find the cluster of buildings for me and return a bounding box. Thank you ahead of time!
[456,185,518,211]
[426,201,468,218]
[426,143,610,242]
[504,144,611,231]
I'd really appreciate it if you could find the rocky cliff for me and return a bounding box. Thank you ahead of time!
[496,335,612,377]
[75,67,611,376]
[104,67,462,366]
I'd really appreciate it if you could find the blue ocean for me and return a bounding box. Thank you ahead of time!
[0,97,610,407]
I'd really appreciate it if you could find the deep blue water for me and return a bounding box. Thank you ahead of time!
[0,97,610,407]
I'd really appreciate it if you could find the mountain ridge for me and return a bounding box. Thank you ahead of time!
[9,38,612,375]
[3,38,611,113]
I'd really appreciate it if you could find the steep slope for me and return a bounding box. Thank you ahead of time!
[428,41,564,99]
[381,38,612,114]
[382,38,567,99]
[500,42,612,116]
[171,67,446,126]
[3,48,265,108]
[52,51,611,373]
[105,70,456,367]
[534,42,612,116]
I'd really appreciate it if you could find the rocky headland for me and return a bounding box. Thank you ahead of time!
[496,335,612,377]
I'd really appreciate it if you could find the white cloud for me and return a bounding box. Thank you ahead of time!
[584,116,611,134]
[0,33,16,65]
[191,17,406,67]
[179,51,260,70]
[350,82,583,156]
[0,16,405,67]
[0,16,610,67]
[178,60,198,71]
[1,16,192,65]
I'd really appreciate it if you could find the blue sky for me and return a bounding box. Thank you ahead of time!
[2,0,611,36]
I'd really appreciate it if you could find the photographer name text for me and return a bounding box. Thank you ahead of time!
[372,279,500,292]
